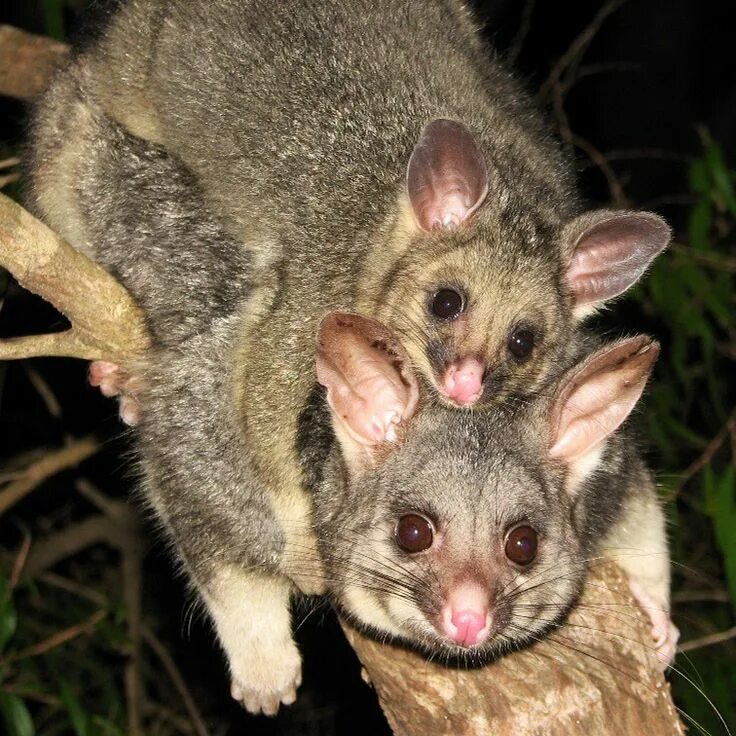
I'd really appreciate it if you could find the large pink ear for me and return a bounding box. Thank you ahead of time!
[565,210,670,311]
[316,312,420,465]
[549,335,659,463]
[407,119,489,232]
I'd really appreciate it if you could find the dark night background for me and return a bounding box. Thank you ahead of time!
[0,1,735,734]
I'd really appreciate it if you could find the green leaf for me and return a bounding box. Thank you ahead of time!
[90,716,124,736]
[689,158,711,196]
[0,576,17,653]
[703,466,736,605]
[0,692,34,736]
[41,0,66,41]
[705,140,736,215]
[687,199,712,250]
[58,681,88,736]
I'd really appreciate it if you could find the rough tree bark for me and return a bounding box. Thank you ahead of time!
[0,25,686,735]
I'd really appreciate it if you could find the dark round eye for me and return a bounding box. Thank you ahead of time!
[507,329,535,360]
[431,288,464,320]
[396,514,434,553]
[505,526,538,566]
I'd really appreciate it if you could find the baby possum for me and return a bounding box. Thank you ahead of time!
[312,313,677,667]
[30,0,670,416]
[25,0,675,715]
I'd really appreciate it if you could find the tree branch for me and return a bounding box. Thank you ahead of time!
[0,193,150,363]
[344,562,685,735]
[0,436,99,516]
[0,25,69,99]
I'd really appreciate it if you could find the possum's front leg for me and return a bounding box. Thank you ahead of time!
[136,324,319,714]
[88,361,142,425]
[600,480,679,668]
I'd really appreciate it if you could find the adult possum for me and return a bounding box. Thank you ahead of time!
[27,0,672,715]
[312,313,676,674]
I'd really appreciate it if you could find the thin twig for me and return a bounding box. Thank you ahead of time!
[37,571,107,605]
[507,0,536,64]
[142,626,212,736]
[0,436,99,516]
[672,408,736,497]
[580,148,694,166]
[2,609,106,664]
[0,157,21,170]
[672,589,731,604]
[121,509,144,736]
[10,531,31,588]
[571,134,630,208]
[537,0,628,102]
[670,243,736,273]
[23,514,118,577]
[0,173,20,189]
[75,477,122,518]
[25,365,63,418]
[1,685,61,707]
[678,626,736,654]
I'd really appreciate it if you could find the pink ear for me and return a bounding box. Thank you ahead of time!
[550,336,659,462]
[565,211,670,308]
[316,313,419,459]
[407,119,489,232]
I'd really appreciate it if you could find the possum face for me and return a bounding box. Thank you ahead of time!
[379,224,570,408]
[314,313,659,658]
[373,119,669,408]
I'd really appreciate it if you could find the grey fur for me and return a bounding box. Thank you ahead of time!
[309,333,655,659]
[24,0,672,710]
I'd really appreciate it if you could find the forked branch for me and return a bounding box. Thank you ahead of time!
[0,193,150,363]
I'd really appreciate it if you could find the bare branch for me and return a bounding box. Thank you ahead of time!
[0,25,69,99]
[507,0,536,64]
[678,626,736,654]
[0,193,150,363]
[537,0,628,103]
[2,610,106,665]
[0,436,99,516]
[142,627,212,736]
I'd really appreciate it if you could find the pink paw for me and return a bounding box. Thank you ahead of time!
[88,361,142,426]
[629,580,680,670]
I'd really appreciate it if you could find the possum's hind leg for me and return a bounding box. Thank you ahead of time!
[29,57,250,422]
[600,479,679,669]
[28,57,250,350]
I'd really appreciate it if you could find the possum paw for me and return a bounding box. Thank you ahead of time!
[88,361,142,426]
[629,580,680,670]
[230,640,302,716]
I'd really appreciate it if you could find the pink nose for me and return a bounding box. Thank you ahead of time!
[442,357,484,406]
[441,584,491,647]
[449,609,489,647]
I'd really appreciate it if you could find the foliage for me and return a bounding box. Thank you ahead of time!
[630,134,736,734]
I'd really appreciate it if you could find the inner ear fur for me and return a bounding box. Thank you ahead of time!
[406,118,489,232]
[549,335,660,464]
[316,312,419,469]
[564,209,671,313]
